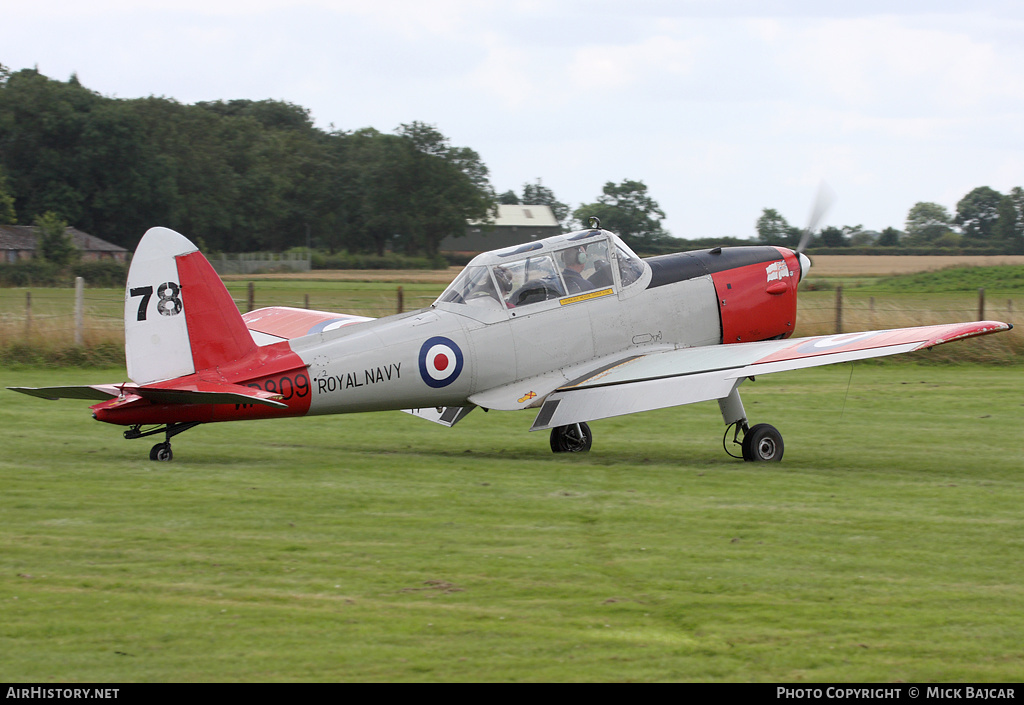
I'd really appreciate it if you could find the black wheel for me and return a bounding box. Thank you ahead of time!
[549,423,593,453]
[149,442,173,462]
[741,423,783,462]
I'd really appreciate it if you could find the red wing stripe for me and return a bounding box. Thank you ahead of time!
[753,322,1011,365]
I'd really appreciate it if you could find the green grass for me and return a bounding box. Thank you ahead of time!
[222,280,441,317]
[872,265,1024,293]
[2,364,1023,682]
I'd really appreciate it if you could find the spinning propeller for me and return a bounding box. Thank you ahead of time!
[794,182,835,280]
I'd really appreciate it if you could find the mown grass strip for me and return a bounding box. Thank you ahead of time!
[2,364,1022,682]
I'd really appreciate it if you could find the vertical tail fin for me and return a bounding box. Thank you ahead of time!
[125,227,256,384]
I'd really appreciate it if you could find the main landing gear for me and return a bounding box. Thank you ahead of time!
[723,421,785,462]
[720,384,784,462]
[550,422,593,453]
[545,385,784,462]
[124,422,202,462]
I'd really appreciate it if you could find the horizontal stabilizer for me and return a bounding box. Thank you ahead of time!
[9,381,287,409]
[127,381,288,408]
[7,384,123,401]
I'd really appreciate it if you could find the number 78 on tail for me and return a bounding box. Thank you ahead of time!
[9,223,1012,462]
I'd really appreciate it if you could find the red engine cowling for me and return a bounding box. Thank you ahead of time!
[710,247,801,344]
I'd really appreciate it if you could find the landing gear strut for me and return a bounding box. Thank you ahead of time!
[550,422,593,453]
[719,384,784,462]
[124,422,202,462]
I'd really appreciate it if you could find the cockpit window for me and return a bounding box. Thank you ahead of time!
[435,233,641,313]
[437,266,501,307]
[615,241,644,286]
[502,255,565,307]
[555,239,613,293]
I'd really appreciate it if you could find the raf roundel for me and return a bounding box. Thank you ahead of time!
[418,336,465,388]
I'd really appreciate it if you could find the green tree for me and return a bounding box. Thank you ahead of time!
[819,226,848,248]
[992,187,1024,253]
[0,166,16,224]
[573,179,669,249]
[341,128,418,256]
[35,211,76,265]
[497,190,520,205]
[521,178,570,227]
[395,122,495,257]
[877,227,902,247]
[755,208,801,248]
[905,202,953,244]
[0,68,98,227]
[955,186,1003,243]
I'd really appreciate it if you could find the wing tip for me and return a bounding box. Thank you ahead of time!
[915,320,1013,349]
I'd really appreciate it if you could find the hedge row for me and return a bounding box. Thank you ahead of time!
[0,260,130,287]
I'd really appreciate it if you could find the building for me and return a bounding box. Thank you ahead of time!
[441,204,562,254]
[0,225,129,263]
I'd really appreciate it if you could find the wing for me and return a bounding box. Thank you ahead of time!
[468,347,673,412]
[530,320,1012,431]
[242,306,374,345]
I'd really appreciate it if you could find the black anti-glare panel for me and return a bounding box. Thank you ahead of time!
[645,247,782,289]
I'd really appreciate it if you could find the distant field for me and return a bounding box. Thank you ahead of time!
[2,364,1022,682]
[219,256,1024,281]
[3,257,1022,364]
[223,268,462,285]
[809,255,1024,277]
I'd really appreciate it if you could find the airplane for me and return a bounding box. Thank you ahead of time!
[8,220,1012,462]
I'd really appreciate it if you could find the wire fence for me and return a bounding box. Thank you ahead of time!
[2,282,1021,362]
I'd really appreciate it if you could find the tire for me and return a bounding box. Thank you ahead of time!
[741,423,783,462]
[149,443,173,462]
[549,423,593,453]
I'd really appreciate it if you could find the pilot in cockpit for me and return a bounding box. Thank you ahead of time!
[560,246,597,295]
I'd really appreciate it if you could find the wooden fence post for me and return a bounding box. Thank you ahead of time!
[835,285,843,334]
[304,293,310,310]
[247,282,255,313]
[25,291,32,339]
[397,286,404,314]
[74,276,84,346]
[978,288,985,320]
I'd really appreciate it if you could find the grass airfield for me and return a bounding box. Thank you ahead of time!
[2,363,1022,682]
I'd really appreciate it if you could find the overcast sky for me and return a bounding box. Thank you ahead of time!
[6,0,1024,240]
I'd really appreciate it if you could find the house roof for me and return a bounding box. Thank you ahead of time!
[0,225,128,253]
[473,205,560,228]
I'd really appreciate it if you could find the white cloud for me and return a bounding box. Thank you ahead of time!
[5,1,1024,238]
[776,16,1024,113]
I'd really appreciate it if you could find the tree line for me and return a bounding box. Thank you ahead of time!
[0,66,673,260]
[756,187,1024,255]
[0,67,495,258]
[6,66,1017,262]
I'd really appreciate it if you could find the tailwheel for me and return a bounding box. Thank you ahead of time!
[149,442,173,462]
[550,422,593,453]
[741,423,784,462]
[126,422,200,461]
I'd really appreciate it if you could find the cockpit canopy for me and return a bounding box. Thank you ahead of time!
[435,229,646,312]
